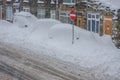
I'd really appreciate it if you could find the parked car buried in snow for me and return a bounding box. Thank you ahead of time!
[13,12,37,28]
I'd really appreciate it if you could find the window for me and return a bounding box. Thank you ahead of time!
[88,20,91,31]
[50,10,55,19]
[92,20,95,32]
[15,0,19,2]
[37,0,44,3]
[87,13,100,33]
[88,14,91,18]
[37,9,45,19]
[72,0,75,3]
[6,0,12,2]
[92,15,95,18]
[64,0,71,3]
[23,0,29,2]
[63,0,75,3]
[59,11,70,23]
[96,15,99,19]
[77,13,82,16]
[23,7,30,12]
[96,21,99,33]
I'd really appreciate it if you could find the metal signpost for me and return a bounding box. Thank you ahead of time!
[69,10,76,44]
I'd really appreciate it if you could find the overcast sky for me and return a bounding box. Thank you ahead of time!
[99,0,120,9]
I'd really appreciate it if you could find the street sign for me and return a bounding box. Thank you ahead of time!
[69,10,76,21]
[69,10,76,44]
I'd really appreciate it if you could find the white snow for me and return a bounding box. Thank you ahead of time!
[0,12,120,79]
[99,0,120,9]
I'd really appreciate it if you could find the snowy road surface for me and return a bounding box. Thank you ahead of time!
[0,42,93,80]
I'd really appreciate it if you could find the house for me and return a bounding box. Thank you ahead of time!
[22,0,56,19]
[75,0,114,35]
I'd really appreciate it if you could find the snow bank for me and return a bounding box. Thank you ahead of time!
[47,23,118,68]
[0,20,13,27]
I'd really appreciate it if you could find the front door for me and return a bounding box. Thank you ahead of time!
[104,20,112,35]
[76,17,82,28]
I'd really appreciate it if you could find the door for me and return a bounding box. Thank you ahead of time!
[104,20,112,35]
[76,17,82,28]
[6,6,13,21]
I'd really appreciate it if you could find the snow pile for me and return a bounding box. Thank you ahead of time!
[0,20,13,27]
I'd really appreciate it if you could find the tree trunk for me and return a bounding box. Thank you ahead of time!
[53,0,63,20]
[44,0,51,18]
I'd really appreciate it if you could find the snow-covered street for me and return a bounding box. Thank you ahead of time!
[0,12,120,80]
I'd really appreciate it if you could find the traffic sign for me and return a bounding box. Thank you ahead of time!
[69,10,76,21]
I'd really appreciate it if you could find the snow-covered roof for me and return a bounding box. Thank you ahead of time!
[98,0,120,10]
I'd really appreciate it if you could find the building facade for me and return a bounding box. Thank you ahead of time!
[0,0,114,35]
[75,0,114,35]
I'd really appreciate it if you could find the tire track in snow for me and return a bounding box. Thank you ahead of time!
[0,46,83,80]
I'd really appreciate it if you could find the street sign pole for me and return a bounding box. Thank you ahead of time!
[69,10,76,44]
[72,21,74,44]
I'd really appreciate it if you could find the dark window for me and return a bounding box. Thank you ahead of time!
[88,20,91,31]
[96,15,99,19]
[88,14,91,18]
[96,21,99,33]
[77,13,82,16]
[92,15,95,18]
[92,20,95,32]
